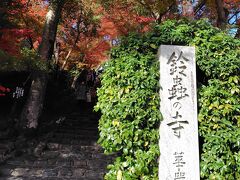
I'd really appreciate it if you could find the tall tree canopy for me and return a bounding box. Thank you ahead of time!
[1,0,239,67]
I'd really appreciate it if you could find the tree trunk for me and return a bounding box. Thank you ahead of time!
[215,0,227,29]
[20,72,47,129]
[38,0,64,61]
[20,0,64,130]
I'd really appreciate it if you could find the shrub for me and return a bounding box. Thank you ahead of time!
[95,19,240,179]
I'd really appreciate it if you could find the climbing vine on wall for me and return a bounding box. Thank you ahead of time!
[95,19,240,179]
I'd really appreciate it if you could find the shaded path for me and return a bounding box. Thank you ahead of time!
[0,103,114,180]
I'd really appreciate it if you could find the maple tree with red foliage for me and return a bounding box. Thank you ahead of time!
[54,1,157,69]
[0,0,47,56]
[0,0,171,68]
[0,0,239,68]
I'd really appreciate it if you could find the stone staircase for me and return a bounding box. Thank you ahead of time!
[0,140,15,165]
[0,117,16,165]
[0,103,115,180]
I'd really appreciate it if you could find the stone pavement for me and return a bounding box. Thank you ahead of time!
[0,103,115,180]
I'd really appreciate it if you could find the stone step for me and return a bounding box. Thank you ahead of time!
[55,126,99,134]
[0,107,109,180]
[69,112,97,116]
[51,133,98,141]
[65,114,96,119]
[0,141,16,164]
[54,131,98,138]
[60,120,98,127]
[0,177,91,180]
[0,135,10,141]
[60,119,98,125]
[63,114,98,120]
[0,142,15,150]
[44,145,115,161]
[5,154,111,169]
[63,117,91,121]
[48,138,97,146]
[58,125,98,131]
[0,164,106,179]
[46,143,102,152]
[56,129,98,136]
[67,110,92,113]
[0,166,76,178]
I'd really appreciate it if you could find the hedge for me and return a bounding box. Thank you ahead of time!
[95,19,240,179]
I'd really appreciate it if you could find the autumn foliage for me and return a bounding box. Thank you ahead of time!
[0,0,47,56]
[0,0,239,68]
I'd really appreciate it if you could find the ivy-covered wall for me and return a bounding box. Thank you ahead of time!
[95,19,240,180]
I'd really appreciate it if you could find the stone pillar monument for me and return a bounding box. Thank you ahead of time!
[158,45,200,180]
